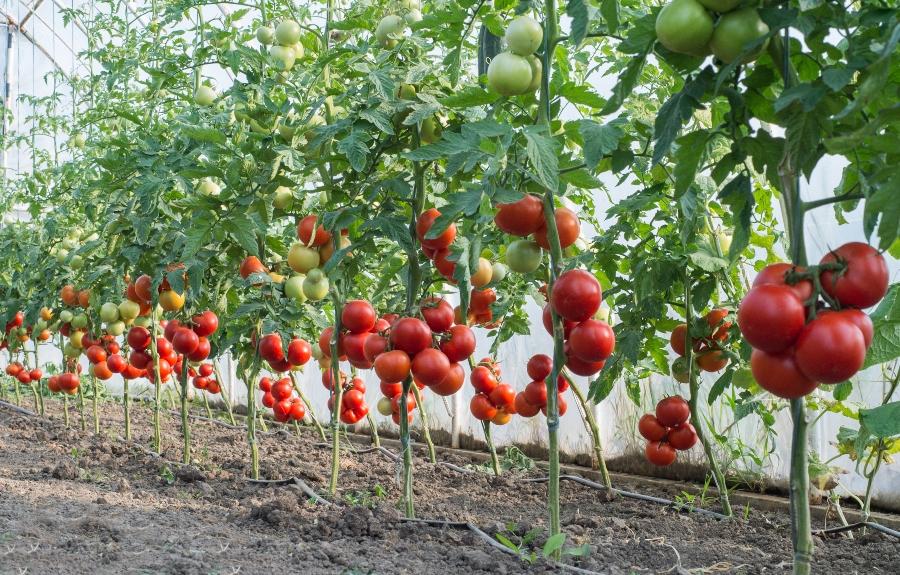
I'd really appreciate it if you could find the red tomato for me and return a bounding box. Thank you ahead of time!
[669,324,696,356]
[290,399,307,421]
[391,392,417,413]
[550,269,601,322]
[470,365,499,394]
[374,350,411,383]
[514,392,541,417]
[433,248,457,280]
[655,396,690,427]
[494,194,545,237]
[541,394,568,417]
[127,326,151,350]
[86,345,107,365]
[820,242,889,309]
[271,378,293,401]
[705,308,732,342]
[565,345,605,376]
[737,285,806,353]
[667,423,698,451]
[188,337,211,361]
[697,350,728,372]
[342,300,377,334]
[342,389,366,410]
[416,208,457,250]
[193,376,209,390]
[199,363,214,377]
[163,319,181,342]
[542,304,576,338]
[836,309,873,348]
[392,411,414,425]
[297,214,331,247]
[794,313,867,384]
[17,371,31,383]
[28,368,42,381]
[380,380,402,398]
[273,398,293,421]
[259,377,273,392]
[191,310,219,337]
[363,333,388,363]
[750,347,820,397]
[527,354,553,381]
[155,337,173,358]
[523,380,548,408]
[533,207,580,250]
[645,441,677,466]
[420,297,454,333]
[753,262,813,302]
[430,362,465,396]
[489,383,516,410]
[638,414,668,442]
[390,318,433,356]
[470,394,499,421]
[129,350,152,370]
[411,348,451,387]
[568,319,616,362]
[107,354,127,374]
[287,338,312,365]
[439,325,476,363]
[342,332,371,364]
[257,333,283,362]
[469,288,497,313]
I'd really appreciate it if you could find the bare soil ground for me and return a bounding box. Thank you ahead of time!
[0,398,897,575]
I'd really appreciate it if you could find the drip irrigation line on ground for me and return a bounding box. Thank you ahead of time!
[246,476,332,505]
[812,521,900,538]
[0,399,37,416]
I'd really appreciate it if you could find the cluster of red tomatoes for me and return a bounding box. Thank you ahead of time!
[638,396,697,466]
[94,310,219,384]
[514,354,569,418]
[4,363,43,386]
[417,209,500,328]
[324,371,369,424]
[2,310,37,348]
[190,362,222,395]
[469,358,517,424]
[494,193,581,251]
[260,376,308,423]
[542,269,615,377]
[256,331,313,372]
[738,242,888,399]
[668,308,733,381]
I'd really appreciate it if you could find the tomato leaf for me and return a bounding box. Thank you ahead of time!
[224,215,260,257]
[524,126,559,192]
[718,174,753,262]
[599,54,647,116]
[559,83,605,109]
[439,86,499,108]
[652,69,712,165]
[708,370,733,404]
[860,401,900,439]
[578,119,624,170]
[600,0,619,34]
[566,0,588,47]
[862,321,900,369]
[673,130,709,198]
[542,533,566,558]
[832,381,853,402]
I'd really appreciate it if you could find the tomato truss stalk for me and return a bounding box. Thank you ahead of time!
[410,383,437,463]
[91,375,100,434]
[24,347,40,414]
[32,341,44,415]
[683,274,732,516]
[290,370,327,441]
[539,0,564,550]
[77,369,86,431]
[564,372,612,489]
[212,362,237,426]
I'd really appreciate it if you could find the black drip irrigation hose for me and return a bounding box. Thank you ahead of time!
[813,521,900,539]
[0,399,38,417]
[246,476,332,505]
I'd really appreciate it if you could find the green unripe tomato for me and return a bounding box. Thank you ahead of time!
[672,356,691,383]
[64,342,81,359]
[710,8,769,64]
[376,397,393,416]
[69,255,84,270]
[288,243,321,273]
[194,85,217,106]
[198,178,220,196]
[505,239,543,273]
[55,249,69,264]
[133,316,151,328]
[375,15,405,47]
[526,55,542,93]
[717,230,733,254]
[269,44,296,70]
[487,51,533,96]
[279,123,297,141]
[256,25,275,45]
[490,262,509,283]
[118,299,140,321]
[398,83,417,100]
[71,133,86,148]
[284,275,307,303]
[697,0,742,13]
[106,320,126,336]
[99,302,120,323]
[405,9,423,25]
[302,269,330,301]
[35,319,47,331]
[505,15,543,55]
[655,0,714,57]
[419,117,442,144]
[401,0,420,9]
[275,20,302,45]
[59,310,74,323]
[71,313,89,329]
[273,186,294,210]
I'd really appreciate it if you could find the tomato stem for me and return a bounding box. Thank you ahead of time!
[211,362,237,426]
[77,368,86,431]
[328,292,345,496]
[150,309,165,453]
[683,273,733,517]
[91,376,100,434]
[566,372,612,489]
[410,383,436,464]
[366,411,381,448]
[179,354,191,464]
[290,370,327,441]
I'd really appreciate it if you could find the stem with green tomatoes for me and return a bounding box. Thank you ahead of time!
[683,273,733,516]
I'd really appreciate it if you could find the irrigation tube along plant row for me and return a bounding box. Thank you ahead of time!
[0,0,899,572]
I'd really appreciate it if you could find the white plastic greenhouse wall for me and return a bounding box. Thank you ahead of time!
[1,2,898,511]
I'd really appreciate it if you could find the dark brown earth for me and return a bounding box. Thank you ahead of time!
[0,397,897,575]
